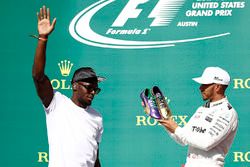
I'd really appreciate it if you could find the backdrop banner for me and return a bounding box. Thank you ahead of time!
[0,0,249,166]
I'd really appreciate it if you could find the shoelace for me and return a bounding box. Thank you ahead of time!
[149,97,157,108]
[155,93,165,107]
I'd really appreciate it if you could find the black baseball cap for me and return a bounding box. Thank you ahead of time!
[71,67,106,84]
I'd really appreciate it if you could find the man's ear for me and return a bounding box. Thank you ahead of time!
[217,84,225,94]
[214,84,219,90]
[215,84,223,93]
[72,83,77,91]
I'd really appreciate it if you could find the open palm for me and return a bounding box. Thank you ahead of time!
[37,6,56,36]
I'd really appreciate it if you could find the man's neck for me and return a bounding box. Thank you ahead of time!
[210,94,225,102]
[71,97,88,109]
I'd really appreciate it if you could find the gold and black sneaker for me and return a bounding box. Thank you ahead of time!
[151,86,172,119]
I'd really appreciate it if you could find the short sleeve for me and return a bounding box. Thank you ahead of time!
[43,91,60,114]
[96,121,103,143]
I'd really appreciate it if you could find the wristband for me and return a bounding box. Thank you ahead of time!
[30,35,48,42]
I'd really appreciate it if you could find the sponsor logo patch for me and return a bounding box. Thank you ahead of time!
[205,116,213,122]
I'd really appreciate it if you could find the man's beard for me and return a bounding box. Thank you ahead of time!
[79,98,92,107]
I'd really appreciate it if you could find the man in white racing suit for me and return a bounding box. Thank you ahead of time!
[159,67,238,167]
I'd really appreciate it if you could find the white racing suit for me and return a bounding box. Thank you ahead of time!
[170,97,238,167]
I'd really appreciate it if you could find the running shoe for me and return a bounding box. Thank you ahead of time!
[140,88,162,119]
[151,86,172,119]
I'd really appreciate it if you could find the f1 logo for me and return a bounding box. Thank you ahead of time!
[112,0,148,27]
[112,0,185,27]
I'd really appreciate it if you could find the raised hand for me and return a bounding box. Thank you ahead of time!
[37,5,56,36]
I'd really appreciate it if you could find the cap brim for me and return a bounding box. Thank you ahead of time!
[97,76,106,82]
[192,77,212,84]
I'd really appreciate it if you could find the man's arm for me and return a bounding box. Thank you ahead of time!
[159,118,178,134]
[160,109,237,151]
[32,5,56,107]
[158,118,187,146]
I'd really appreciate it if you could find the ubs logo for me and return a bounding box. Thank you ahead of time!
[69,0,232,49]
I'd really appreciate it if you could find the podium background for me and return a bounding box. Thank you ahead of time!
[0,0,249,166]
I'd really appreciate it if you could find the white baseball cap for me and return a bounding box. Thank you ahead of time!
[192,67,230,85]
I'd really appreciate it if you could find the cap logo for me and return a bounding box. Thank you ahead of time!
[58,60,74,76]
[214,76,223,81]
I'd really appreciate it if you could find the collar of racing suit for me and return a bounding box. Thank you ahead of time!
[204,97,228,108]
